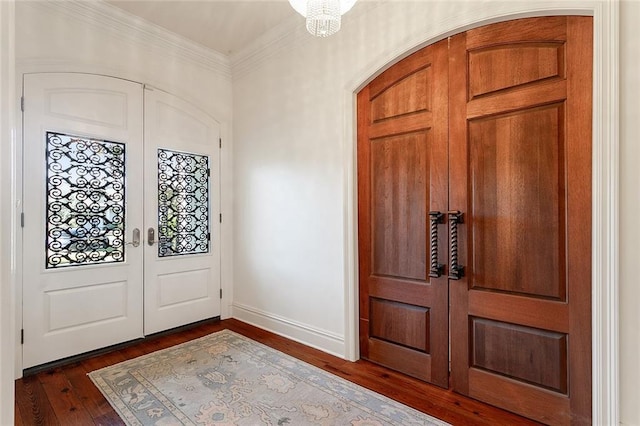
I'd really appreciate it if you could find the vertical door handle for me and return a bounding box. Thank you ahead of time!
[125,228,140,247]
[448,211,465,280]
[147,227,156,246]
[428,211,444,278]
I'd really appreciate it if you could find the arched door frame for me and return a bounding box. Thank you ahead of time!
[343,3,618,425]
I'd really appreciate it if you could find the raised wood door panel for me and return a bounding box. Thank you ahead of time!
[358,39,449,387]
[468,104,566,299]
[449,16,592,425]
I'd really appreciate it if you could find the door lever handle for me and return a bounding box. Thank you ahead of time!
[125,228,140,247]
[147,227,156,246]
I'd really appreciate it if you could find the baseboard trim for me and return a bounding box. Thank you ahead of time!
[231,303,345,359]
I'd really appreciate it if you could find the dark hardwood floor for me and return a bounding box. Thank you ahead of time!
[15,319,541,425]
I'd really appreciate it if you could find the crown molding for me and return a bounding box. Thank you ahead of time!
[229,13,301,80]
[23,0,231,80]
[230,1,380,80]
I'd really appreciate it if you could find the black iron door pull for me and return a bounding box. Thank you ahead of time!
[448,210,465,280]
[428,211,444,278]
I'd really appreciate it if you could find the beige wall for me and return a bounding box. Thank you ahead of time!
[619,1,639,424]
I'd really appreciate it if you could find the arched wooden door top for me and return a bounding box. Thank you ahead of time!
[358,16,592,425]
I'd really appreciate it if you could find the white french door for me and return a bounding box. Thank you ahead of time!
[22,73,144,368]
[22,73,220,369]
[143,88,221,335]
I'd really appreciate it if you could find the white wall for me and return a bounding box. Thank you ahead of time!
[0,1,15,423]
[232,0,486,358]
[17,2,232,122]
[231,0,624,423]
[14,0,235,368]
[619,1,640,424]
[7,0,634,423]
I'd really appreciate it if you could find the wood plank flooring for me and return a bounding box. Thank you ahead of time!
[15,318,541,425]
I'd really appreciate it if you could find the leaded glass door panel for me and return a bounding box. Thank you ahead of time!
[22,73,144,369]
[143,88,221,335]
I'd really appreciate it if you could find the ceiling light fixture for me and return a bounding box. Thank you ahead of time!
[288,0,357,37]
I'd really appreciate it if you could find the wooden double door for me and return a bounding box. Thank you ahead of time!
[357,17,592,425]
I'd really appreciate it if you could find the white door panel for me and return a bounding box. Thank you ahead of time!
[22,75,220,369]
[143,88,221,335]
[23,73,144,368]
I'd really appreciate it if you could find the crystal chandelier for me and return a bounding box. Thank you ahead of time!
[288,0,358,37]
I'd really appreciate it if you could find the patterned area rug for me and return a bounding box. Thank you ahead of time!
[89,329,449,425]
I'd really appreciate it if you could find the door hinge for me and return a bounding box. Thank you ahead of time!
[20,212,24,228]
[20,96,24,112]
[219,138,222,149]
[21,329,24,345]
[220,288,223,299]
[219,213,222,223]
[207,232,211,241]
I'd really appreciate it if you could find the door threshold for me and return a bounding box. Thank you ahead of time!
[22,316,221,377]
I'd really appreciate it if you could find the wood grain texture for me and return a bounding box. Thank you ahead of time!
[465,16,567,50]
[449,16,592,425]
[357,85,372,361]
[369,275,437,306]
[471,318,568,393]
[468,290,569,332]
[370,298,430,352]
[469,104,566,299]
[14,401,24,426]
[468,368,570,426]
[358,38,450,388]
[64,362,119,421]
[468,42,564,99]
[15,374,60,426]
[38,368,95,425]
[15,319,541,426]
[371,131,428,280]
[371,67,431,121]
[364,20,591,424]
[448,29,472,397]
[564,16,593,424]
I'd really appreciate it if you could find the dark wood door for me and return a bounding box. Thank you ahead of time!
[358,16,592,425]
[357,39,450,387]
[449,17,592,425]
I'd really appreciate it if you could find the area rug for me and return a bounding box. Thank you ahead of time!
[88,329,449,425]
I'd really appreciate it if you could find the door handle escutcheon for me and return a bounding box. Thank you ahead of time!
[125,228,140,247]
[147,227,156,246]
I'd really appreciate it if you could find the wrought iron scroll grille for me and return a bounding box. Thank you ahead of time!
[45,132,126,268]
[157,149,210,257]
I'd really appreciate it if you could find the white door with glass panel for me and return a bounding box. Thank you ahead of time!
[143,88,220,335]
[22,74,220,369]
[22,73,144,368]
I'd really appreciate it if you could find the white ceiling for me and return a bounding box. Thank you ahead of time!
[106,1,299,55]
